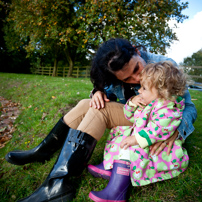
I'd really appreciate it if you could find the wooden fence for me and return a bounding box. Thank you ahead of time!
[31,66,202,84]
[31,66,90,78]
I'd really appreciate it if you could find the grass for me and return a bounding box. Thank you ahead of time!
[0,72,202,202]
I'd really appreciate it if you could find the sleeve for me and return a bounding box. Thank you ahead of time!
[104,87,117,101]
[123,97,138,122]
[89,86,117,101]
[134,103,184,148]
[177,89,197,140]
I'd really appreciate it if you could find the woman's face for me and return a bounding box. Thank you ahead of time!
[114,56,146,84]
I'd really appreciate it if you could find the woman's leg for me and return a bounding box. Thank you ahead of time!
[63,99,91,129]
[64,99,133,141]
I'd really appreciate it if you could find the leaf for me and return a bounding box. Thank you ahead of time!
[0,127,7,132]
[41,112,47,120]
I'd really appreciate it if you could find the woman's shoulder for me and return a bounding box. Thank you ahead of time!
[140,51,178,67]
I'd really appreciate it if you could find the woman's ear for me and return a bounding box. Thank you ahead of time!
[133,45,141,56]
[136,49,141,56]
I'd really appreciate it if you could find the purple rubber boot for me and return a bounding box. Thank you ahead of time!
[89,160,131,202]
[88,162,112,180]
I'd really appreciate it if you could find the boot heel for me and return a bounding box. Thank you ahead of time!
[88,163,112,180]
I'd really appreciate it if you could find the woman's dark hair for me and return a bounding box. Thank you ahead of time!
[90,38,140,91]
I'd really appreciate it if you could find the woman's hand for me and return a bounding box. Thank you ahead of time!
[120,136,138,149]
[89,91,110,109]
[131,95,146,108]
[149,130,179,156]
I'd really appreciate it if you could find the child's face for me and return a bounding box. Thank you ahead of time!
[138,81,159,105]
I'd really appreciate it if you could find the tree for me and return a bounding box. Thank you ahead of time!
[5,0,83,76]
[6,0,188,76]
[0,0,32,73]
[76,0,188,54]
[181,49,202,83]
[181,49,202,66]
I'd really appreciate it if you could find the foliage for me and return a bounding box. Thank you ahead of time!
[3,0,189,76]
[181,49,202,83]
[0,0,31,73]
[76,0,189,54]
[181,49,202,66]
[0,73,202,202]
[4,0,84,76]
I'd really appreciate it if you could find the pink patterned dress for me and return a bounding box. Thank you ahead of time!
[103,97,189,186]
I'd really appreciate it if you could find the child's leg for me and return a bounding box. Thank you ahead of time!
[89,159,131,202]
[119,147,130,162]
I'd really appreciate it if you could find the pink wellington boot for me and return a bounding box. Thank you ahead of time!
[88,162,112,180]
[89,160,131,202]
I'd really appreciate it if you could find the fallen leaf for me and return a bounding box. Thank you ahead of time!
[41,112,47,120]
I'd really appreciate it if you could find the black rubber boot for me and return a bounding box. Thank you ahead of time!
[5,117,70,165]
[17,128,97,202]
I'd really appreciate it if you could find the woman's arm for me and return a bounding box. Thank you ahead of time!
[178,89,197,139]
[150,89,197,156]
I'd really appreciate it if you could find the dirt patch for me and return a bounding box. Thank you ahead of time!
[0,96,21,149]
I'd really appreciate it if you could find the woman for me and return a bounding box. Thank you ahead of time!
[5,38,197,202]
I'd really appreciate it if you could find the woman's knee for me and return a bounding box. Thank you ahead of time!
[63,99,91,126]
[76,99,91,108]
[64,99,90,117]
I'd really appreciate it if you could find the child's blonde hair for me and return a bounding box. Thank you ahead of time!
[140,61,187,100]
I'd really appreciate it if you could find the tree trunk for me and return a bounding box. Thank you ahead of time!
[52,58,58,77]
[64,46,74,77]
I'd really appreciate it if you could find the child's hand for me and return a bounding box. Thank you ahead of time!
[131,95,146,108]
[120,136,138,149]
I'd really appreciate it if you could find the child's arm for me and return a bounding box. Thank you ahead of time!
[120,136,138,149]
[124,95,146,121]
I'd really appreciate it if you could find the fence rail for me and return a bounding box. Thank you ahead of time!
[31,66,90,78]
[32,66,202,82]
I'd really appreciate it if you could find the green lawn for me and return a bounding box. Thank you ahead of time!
[0,73,201,202]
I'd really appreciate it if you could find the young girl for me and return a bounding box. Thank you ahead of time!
[88,61,189,202]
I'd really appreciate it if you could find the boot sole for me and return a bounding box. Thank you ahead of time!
[18,192,75,202]
[48,192,74,202]
[88,165,111,180]
[89,192,126,202]
[5,152,50,165]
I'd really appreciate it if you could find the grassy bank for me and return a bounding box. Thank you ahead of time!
[0,73,201,202]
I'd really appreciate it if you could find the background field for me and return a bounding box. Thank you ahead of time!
[0,73,201,202]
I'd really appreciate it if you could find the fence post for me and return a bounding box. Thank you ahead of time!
[85,66,88,78]
[77,66,79,78]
